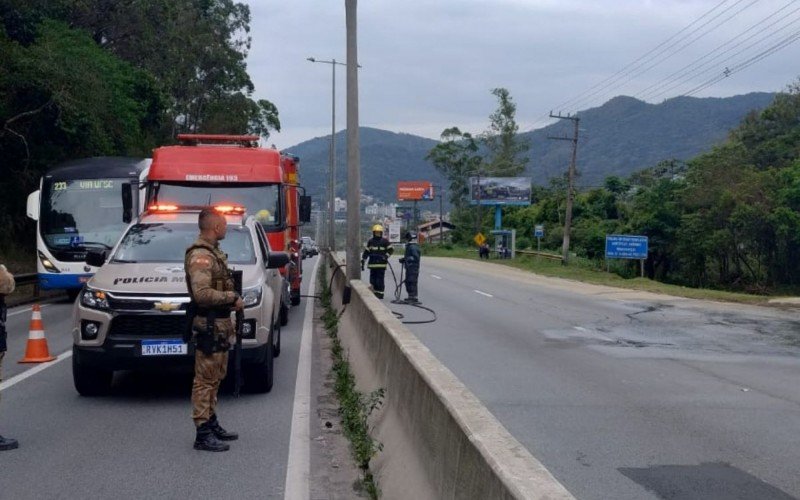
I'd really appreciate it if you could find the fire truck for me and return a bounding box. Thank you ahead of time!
[141,134,310,323]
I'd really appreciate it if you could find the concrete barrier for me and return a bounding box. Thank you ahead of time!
[325,255,574,499]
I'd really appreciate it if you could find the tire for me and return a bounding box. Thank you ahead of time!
[72,347,113,396]
[245,332,274,393]
[273,322,281,358]
[279,301,289,327]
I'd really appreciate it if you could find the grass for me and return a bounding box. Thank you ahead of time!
[319,265,383,499]
[422,245,776,305]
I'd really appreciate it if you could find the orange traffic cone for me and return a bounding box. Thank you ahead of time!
[19,304,57,363]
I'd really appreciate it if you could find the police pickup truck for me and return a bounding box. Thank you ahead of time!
[72,206,288,395]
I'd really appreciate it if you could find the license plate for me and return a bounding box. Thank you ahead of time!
[141,340,188,356]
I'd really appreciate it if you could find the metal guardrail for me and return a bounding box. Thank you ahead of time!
[16,273,37,286]
[516,249,564,262]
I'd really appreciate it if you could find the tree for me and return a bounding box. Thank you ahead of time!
[481,88,529,176]
[426,127,483,210]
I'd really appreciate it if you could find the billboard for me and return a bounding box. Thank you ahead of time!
[469,177,531,206]
[398,181,434,201]
[388,222,403,243]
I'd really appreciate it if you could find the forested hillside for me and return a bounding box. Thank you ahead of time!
[497,83,800,292]
[288,93,774,203]
[0,0,277,252]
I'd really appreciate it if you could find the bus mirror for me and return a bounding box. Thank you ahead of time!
[299,196,312,224]
[122,183,133,223]
[85,249,107,268]
[26,190,40,221]
[267,251,290,269]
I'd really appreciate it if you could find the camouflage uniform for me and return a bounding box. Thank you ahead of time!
[0,264,17,450]
[185,237,237,427]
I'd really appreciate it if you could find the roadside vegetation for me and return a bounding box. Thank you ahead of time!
[0,0,279,258]
[428,79,800,295]
[319,265,383,499]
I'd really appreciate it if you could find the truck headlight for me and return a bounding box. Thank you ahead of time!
[81,288,110,310]
[242,286,262,308]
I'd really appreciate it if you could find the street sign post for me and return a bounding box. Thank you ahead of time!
[534,225,544,251]
[605,234,648,277]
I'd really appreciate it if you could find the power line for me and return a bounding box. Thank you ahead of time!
[548,0,734,114]
[564,0,760,114]
[683,27,800,96]
[638,1,800,101]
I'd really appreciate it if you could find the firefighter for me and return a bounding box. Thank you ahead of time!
[399,231,421,304]
[361,224,394,299]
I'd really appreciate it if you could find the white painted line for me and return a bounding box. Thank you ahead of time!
[7,304,50,318]
[574,326,587,332]
[0,349,72,392]
[431,274,442,280]
[474,289,493,298]
[284,257,320,500]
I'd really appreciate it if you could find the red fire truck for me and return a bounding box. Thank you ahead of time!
[144,134,310,322]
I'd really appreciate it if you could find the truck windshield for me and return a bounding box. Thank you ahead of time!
[149,183,281,228]
[112,223,256,264]
[41,178,128,251]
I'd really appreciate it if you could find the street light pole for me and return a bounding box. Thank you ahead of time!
[307,56,347,252]
[345,0,361,281]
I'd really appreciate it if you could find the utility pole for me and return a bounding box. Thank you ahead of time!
[438,185,444,246]
[548,112,580,265]
[345,0,361,280]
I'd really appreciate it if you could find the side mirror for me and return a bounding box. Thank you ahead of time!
[299,195,312,224]
[122,183,133,223]
[266,251,290,269]
[85,249,107,268]
[27,190,40,221]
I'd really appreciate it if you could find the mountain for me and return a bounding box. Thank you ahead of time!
[285,127,443,205]
[287,92,776,203]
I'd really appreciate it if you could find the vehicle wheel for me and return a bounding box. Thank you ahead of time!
[72,347,112,396]
[279,302,289,327]
[245,333,274,393]
[273,323,281,358]
[67,289,80,302]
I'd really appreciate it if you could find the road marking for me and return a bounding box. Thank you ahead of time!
[474,289,493,298]
[284,257,320,500]
[0,349,72,392]
[431,274,442,280]
[574,326,587,332]
[7,303,50,317]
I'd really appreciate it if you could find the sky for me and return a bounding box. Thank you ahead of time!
[245,0,800,149]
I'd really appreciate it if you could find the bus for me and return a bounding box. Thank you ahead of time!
[145,134,310,323]
[26,157,150,299]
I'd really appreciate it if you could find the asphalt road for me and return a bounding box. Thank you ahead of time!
[0,257,319,499]
[390,257,800,500]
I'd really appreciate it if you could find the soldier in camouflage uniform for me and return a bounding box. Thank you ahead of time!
[0,264,17,451]
[185,208,244,452]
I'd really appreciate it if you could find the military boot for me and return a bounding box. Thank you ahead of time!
[194,422,230,452]
[208,413,238,441]
[0,435,19,451]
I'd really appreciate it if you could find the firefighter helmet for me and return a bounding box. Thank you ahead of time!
[372,224,384,233]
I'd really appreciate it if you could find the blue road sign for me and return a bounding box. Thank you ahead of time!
[534,225,544,238]
[605,235,648,259]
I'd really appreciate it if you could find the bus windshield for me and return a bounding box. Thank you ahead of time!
[41,178,128,251]
[149,182,281,228]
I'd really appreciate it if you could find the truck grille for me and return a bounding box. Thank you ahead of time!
[108,315,188,338]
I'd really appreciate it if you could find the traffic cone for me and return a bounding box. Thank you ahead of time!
[19,304,56,363]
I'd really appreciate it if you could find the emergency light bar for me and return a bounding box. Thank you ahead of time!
[176,134,260,147]
[146,204,246,215]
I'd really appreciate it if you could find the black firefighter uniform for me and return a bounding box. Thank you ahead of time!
[361,234,394,299]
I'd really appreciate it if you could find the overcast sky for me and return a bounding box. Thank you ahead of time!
[246,0,800,149]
